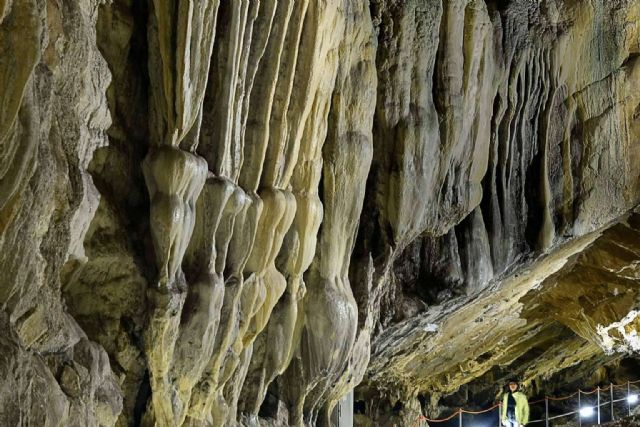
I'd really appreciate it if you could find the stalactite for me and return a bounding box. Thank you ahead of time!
[1,0,640,426]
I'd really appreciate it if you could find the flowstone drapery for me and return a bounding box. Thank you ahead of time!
[1,0,640,426]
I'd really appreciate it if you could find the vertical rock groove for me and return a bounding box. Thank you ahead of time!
[0,0,639,426]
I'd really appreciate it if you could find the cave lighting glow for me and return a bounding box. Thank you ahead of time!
[579,406,594,418]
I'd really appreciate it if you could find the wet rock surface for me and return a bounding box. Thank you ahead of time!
[1,0,640,426]
[601,414,640,427]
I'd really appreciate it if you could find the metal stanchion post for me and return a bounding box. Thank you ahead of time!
[629,381,632,417]
[610,384,614,421]
[597,387,601,425]
[545,398,549,427]
[459,409,463,427]
[578,391,582,427]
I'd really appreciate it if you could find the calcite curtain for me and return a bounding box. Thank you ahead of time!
[0,0,639,426]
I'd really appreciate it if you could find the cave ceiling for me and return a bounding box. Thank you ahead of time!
[0,0,639,426]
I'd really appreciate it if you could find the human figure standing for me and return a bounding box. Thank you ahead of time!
[501,379,529,427]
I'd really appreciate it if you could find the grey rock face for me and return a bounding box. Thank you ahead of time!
[1,0,639,426]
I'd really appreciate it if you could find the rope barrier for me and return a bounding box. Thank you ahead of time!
[547,391,579,401]
[460,403,501,414]
[412,404,502,427]
[414,408,462,424]
[413,378,640,424]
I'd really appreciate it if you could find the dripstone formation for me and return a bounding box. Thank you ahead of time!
[1,0,639,426]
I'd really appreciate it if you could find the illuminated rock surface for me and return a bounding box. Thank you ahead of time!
[0,0,639,426]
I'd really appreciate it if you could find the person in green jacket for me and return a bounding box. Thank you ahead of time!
[501,379,529,427]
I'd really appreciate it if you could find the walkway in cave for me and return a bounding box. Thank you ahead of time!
[415,380,640,427]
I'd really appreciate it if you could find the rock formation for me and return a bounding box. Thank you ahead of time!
[0,0,639,426]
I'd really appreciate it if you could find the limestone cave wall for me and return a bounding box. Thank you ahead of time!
[1,0,639,426]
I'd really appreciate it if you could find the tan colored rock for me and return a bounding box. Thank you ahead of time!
[1,0,640,426]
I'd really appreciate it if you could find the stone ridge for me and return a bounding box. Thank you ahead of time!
[0,0,639,426]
